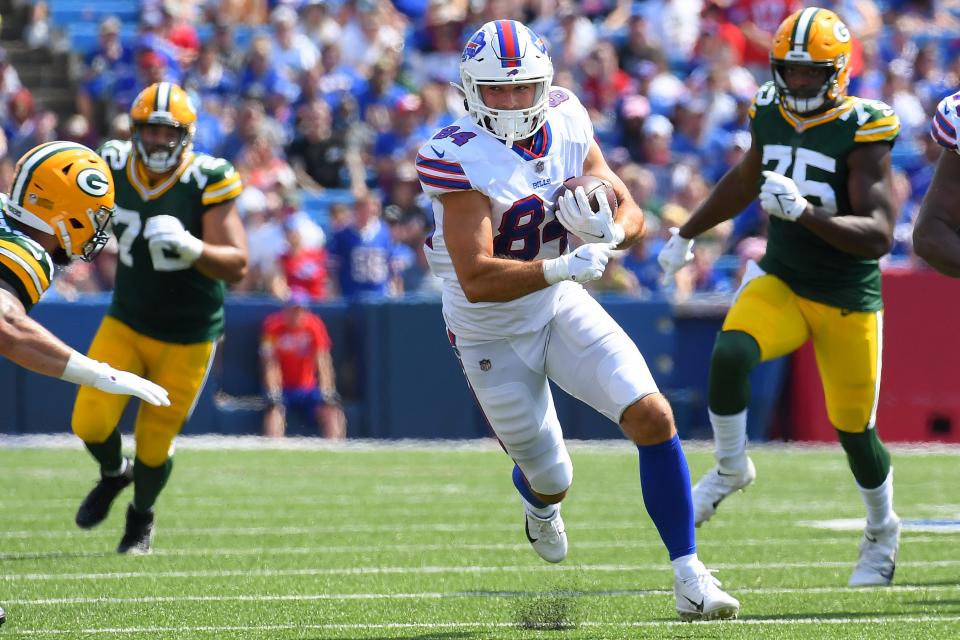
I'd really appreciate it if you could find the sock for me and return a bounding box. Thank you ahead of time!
[671,553,705,581]
[133,457,173,513]
[858,468,896,530]
[709,409,749,473]
[512,464,556,519]
[84,428,124,474]
[637,435,696,561]
[837,427,891,488]
[707,331,760,415]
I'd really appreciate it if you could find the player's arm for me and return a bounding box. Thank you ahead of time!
[797,143,895,259]
[441,190,611,302]
[196,200,249,283]
[316,350,338,399]
[582,138,644,248]
[680,130,763,239]
[913,149,960,277]
[259,336,283,405]
[0,283,169,405]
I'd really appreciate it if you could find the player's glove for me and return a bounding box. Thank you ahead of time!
[543,243,613,285]
[657,227,695,284]
[759,170,808,222]
[144,215,204,269]
[555,185,625,246]
[61,352,171,407]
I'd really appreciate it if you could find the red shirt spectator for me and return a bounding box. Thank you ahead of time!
[261,303,331,390]
[277,222,328,300]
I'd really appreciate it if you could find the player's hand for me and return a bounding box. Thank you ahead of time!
[543,243,614,285]
[555,185,625,246]
[92,366,171,407]
[657,227,695,285]
[759,171,808,222]
[144,215,204,268]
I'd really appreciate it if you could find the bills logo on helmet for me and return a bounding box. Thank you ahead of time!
[462,30,486,62]
[76,168,111,197]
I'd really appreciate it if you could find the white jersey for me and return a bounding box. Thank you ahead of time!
[417,86,593,341]
[931,90,960,154]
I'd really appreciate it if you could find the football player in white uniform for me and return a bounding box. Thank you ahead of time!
[914,90,960,277]
[416,20,739,621]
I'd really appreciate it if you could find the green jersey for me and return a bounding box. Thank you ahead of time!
[0,195,54,312]
[749,81,900,311]
[99,141,243,343]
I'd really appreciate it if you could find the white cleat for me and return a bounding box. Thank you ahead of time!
[674,567,740,621]
[692,457,756,527]
[849,516,900,587]
[524,507,567,563]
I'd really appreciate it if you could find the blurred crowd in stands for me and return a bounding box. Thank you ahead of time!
[3,0,959,303]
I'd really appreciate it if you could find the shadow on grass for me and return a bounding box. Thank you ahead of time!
[0,550,114,562]
[302,634,481,640]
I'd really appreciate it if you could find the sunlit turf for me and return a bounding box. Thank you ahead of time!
[1,439,958,639]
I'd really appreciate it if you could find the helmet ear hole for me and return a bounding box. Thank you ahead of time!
[69,218,85,229]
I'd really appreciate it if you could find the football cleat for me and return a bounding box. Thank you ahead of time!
[691,457,756,527]
[675,566,740,621]
[75,459,134,529]
[0,605,6,626]
[849,516,900,587]
[524,506,567,563]
[117,504,155,555]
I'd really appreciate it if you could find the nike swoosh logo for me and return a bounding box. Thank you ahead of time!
[525,519,538,544]
[864,533,878,543]
[573,255,590,262]
[683,595,705,612]
[716,470,738,477]
[579,231,605,240]
[430,145,445,158]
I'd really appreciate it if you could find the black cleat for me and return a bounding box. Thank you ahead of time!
[75,459,134,529]
[117,504,154,555]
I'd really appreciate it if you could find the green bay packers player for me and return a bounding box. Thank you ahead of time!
[658,7,901,586]
[0,142,169,405]
[72,82,247,554]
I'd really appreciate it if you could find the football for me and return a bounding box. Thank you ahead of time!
[558,175,618,215]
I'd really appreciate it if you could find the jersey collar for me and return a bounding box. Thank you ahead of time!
[509,122,552,161]
[127,150,195,201]
[778,96,857,133]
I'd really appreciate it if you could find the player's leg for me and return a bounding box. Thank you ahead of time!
[451,329,570,563]
[544,289,737,621]
[119,338,216,554]
[808,304,898,586]
[72,317,141,529]
[695,273,809,525]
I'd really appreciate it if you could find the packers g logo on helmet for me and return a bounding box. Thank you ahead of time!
[770,7,852,115]
[130,82,197,173]
[6,142,115,262]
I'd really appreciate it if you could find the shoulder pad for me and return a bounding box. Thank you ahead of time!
[851,98,900,144]
[416,126,475,194]
[182,154,243,205]
[748,82,779,120]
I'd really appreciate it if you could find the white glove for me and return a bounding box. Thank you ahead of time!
[759,170,808,222]
[543,243,613,285]
[61,352,170,407]
[144,215,204,270]
[657,227,695,284]
[555,184,625,246]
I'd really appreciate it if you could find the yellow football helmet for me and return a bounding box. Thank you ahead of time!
[770,7,852,114]
[6,141,115,262]
[130,81,197,172]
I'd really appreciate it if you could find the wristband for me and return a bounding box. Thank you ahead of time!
[60,351,103,386]
[542,257,567,285]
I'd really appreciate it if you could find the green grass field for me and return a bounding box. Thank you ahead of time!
[1,438,959,639]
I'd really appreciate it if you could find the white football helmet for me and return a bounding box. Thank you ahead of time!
[456,20,553,146]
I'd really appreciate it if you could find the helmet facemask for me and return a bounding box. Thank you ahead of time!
[133,121,193,173]
[771,58,845,115]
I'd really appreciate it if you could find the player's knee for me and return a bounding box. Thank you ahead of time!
[71,402,113,444]
[711,330,761,377]
[620,393,675,445]
[526,454,573,499]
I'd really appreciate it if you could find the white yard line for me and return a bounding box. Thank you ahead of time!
[5,615,960,636]
[6,559,960,582]
[7,583,960,606]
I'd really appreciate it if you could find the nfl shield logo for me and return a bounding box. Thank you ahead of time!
[479,359,492,372]
[535,160,545,172]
